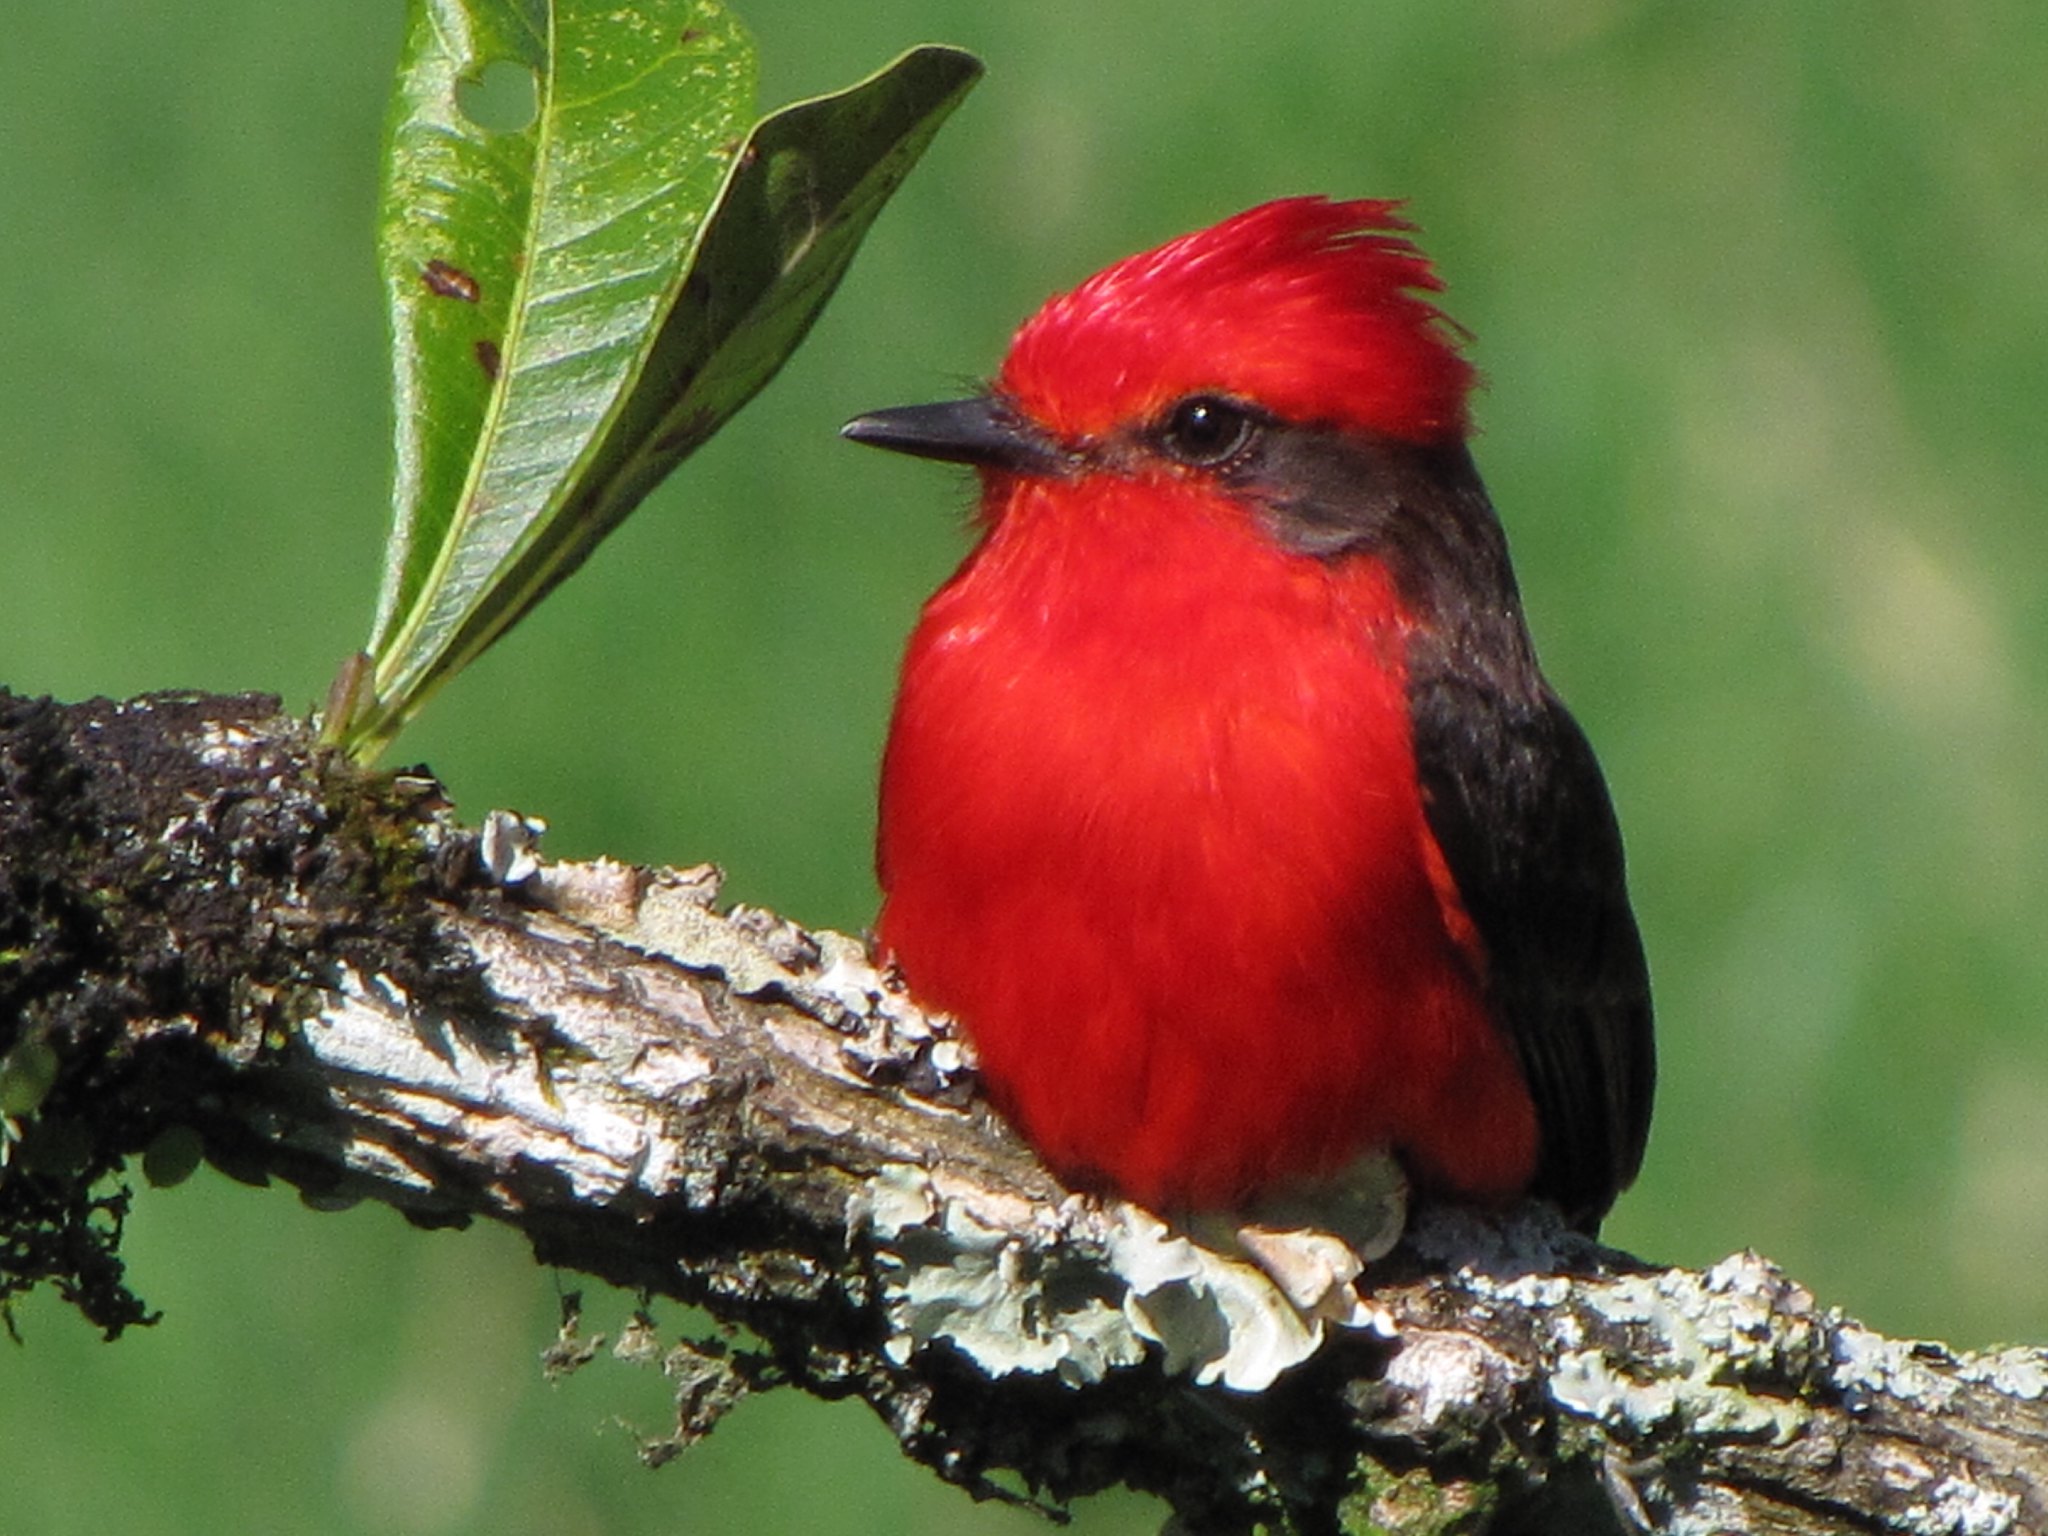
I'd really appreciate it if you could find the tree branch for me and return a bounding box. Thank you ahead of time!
[3,688,2044,1535]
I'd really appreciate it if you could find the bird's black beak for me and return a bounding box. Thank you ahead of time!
[841,397,1066,475]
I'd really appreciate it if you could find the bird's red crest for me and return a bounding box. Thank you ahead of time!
[999,197,1476,446]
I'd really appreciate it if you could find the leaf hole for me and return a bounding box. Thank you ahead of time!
[456,59,538,134]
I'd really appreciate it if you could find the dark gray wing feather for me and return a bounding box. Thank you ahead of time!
[1407,663,1654,1231]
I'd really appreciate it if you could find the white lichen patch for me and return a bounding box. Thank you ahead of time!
[859,1166,1145,1386]
[1550,1345,1664,1424]
[1111,1203,1340,1390]
[1233,1225,1372,1320]
[1225,1148,1410,1268]
[1919,1475,2021,1536]
[859,1168,1391,1394]
[1964,1348,2048,1401]
[1495,1273,1575,1311]
[1832,1326,1964,1410]
[1544,1258,1815,1445]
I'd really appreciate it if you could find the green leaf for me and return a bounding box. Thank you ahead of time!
[335,0,980,759]
[347,0,756,754]
[447,42,986,661]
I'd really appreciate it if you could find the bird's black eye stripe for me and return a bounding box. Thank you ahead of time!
[1157,395,1260,468]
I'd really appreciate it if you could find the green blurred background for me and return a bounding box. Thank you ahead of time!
[4,3,2045,1531]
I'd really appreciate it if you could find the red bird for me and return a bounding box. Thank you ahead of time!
[845,198,1653,1232]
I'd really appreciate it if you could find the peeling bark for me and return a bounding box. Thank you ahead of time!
[2,688,2045,1535]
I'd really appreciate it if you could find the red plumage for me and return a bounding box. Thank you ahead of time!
[851,197,1651,1225]
[1000,199,1474,447]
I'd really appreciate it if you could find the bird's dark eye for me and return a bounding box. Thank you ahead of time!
[1159,395,1258,467]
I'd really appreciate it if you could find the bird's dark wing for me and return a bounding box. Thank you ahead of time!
[1405,661,1655,1232]
[1223,426,1652,1227]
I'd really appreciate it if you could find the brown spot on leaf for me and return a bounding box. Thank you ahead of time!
[474,338,502,380]
[680,27,704,44]
[422,259,481,303]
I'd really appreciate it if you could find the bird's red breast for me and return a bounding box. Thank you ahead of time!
[853,197,1652,1226]
[877,467,1538,1210]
